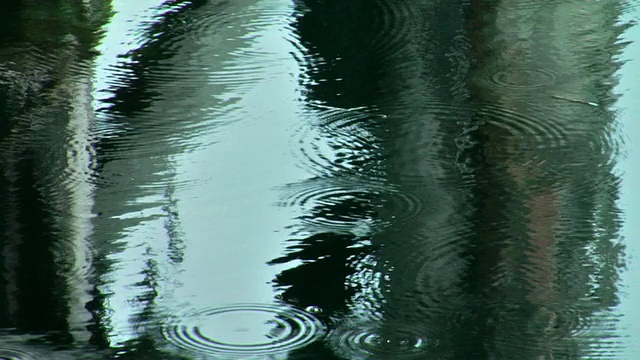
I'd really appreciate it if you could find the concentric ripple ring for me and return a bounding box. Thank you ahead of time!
[488,68,557,89]
[328,321,433,359]
[161,303,325,357]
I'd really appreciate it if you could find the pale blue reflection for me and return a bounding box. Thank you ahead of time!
[90,0,313,351]
[614,3,640,358]
[168,0,309,309]
[91,0,173,346]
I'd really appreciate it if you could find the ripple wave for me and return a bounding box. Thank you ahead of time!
[293,104,387,178]
[328,320,434,359]
[487,68,557,89]
[278,176,425,234]
[161,303,325,358]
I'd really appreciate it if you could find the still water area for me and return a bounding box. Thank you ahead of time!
[1,0,640,359]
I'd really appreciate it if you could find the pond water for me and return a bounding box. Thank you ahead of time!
[1,0,639,359]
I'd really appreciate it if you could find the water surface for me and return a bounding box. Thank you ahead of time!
[0,0,639,359]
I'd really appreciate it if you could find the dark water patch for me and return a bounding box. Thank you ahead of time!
[375,186,426,227]
[2,141,98,217]
[0,47,53,90]
[0,53,93,124]
[464,102,612,191]
[483,303,612,359]
[269,230,371,318]
[293,0,419,61]
[161,303,325,358]
[0,40,95,89]
[535,306,592,339]
[367,0,420,60]
[327,320,434,359]
[485,304,592,340]
[1,158,95,292]
[0,344,103,360]
[50,244,95,289]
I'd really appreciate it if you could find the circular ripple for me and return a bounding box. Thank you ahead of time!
[538,306,591,339]
[161,304,325,357]
[369,0,418,59]
[0,349,38,360]
[477,104,567,147]
[388,223,474,320]
[294,105,387,178]
[277,176,424,234]
[328,321,434,359]
[450,102,570,173]
[488,68,557,89]
[281,183,382,235]
[387,101,570,177]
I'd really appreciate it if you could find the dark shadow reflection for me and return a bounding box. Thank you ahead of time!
[269,232,368,315]
[0,0,109,354]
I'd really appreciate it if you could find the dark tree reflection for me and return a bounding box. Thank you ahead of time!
[0,0,109,351]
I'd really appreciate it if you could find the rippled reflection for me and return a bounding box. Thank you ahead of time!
[87,0,314,357]
[283,0,631,359]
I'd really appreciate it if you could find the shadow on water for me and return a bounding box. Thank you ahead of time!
[0,0,638,359]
